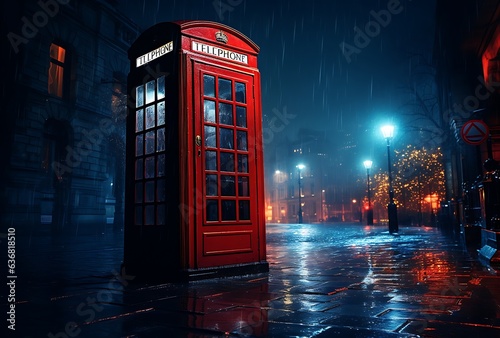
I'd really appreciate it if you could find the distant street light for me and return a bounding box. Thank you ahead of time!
[351,199,361,222]
[321,189,326,221]
[296,164,305,223]
[425,193,439,226]
[363,160,374,225]
[275,170,282,222]
[381,125,399,234]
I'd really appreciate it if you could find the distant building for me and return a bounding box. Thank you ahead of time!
[265,128,364,223]
[1,0,140,233]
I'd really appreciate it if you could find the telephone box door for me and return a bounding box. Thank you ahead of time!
[193,61,260,268]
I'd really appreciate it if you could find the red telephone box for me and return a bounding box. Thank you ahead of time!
[123,21,268,281]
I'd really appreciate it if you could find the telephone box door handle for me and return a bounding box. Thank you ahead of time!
[195,135,202,156]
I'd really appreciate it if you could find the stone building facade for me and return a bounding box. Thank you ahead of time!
[1,0,140,234]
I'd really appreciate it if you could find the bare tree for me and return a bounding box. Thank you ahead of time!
[399,53,446,149]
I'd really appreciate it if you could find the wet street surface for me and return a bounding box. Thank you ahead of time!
[5,223,500,337]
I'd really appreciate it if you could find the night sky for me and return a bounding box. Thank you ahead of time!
[119,0,437,163]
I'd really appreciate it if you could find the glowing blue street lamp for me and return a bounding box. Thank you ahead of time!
[296,164,305,223]
[363,160,374,225]
[381,125,399,234]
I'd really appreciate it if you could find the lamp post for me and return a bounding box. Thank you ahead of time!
[296,164,305,223]
[352,199,362,222]
[275,170,281,222]
[321,189,326,221]
[381,125,399,234]
[363,160,374,225]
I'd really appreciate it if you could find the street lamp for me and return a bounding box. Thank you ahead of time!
[352,199,361,222]
[363,160,374,225]
[321,189,326,221]
[275,170,281,222]
[425,193,439,226]
[381,125,399,234]
[296,164,305,223]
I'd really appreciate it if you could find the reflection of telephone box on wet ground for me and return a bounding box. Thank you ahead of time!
[123,21,268,281]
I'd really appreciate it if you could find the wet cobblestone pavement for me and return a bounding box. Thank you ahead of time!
[5,223,500,337]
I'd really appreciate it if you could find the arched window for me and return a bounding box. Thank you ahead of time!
[48,43,68,98]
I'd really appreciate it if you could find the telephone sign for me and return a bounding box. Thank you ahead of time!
[136,41,173,67]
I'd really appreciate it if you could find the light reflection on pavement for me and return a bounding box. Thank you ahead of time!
[10,223,500,337]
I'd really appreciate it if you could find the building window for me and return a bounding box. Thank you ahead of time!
[48,43,67,98]
[279,187,285,199]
